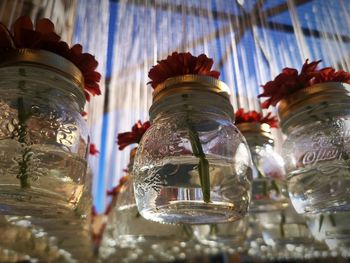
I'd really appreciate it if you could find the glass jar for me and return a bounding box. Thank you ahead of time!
[99,175,192,262]
[279,82,350,215]
[133,75,252,224]
[306,211,350,251]
[0,49,88,216]
[193,217,248,248]
[237,122,287,213]
[256,201,314,248]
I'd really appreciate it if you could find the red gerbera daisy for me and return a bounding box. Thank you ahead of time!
[235,108,278,128]
[148,52,220,89]
[0,16,101,101]
[117,120,151,150]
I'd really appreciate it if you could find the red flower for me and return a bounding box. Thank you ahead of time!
[254,194,267,200]
[104,203,112,215]
[259,59,350,108]
[107,175,129,197]
[0,16,101,101]
[258,59,321,108]
[89,143,99,156]
[235,108,278,128]
[117,120,151,150]
[313,67,350,84]
[81,111,88,117]
[0,23,15,50]
[148,52,220,89]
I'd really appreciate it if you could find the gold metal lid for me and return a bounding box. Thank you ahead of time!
[236,122,273,140]
[278,82,350,123]
[0,48,84,92]
[152,74,231,103]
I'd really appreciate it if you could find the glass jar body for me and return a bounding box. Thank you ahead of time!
[245,135,287,213]
[257,202,313,247]
[99,177,192,262]
[0,65,88,216]
[306,211,350,251]
[193,217,248,247]
[282,106,350,215]
[133,94,252,224]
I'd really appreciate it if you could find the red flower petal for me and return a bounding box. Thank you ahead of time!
[13,16,33,46]
[148,52,220,89]
[0,23,15,49]
[259,59,350,108]
[35,18,55,33]
[2,16,101,102]
[85,82,101,96]
[235,108,278,128]
[89,143,99,156]
[117,120,151,150]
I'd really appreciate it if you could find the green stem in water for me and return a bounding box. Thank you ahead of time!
[182,225,193,239]
[209,224,218,236]
[16,97,31,188]
[280,211,285,238]
[188,127,210,203]
[270,180,280,195]
[329,214,336,227]
[318,214,324,232]
[262,180,268,197]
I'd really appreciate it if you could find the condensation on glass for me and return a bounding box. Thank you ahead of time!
[133,75,252,225]
[0,49,89,217]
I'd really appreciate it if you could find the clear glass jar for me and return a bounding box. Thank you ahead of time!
[99,175,192,262]
[256,201,314,248]
[0,49,88,216]
[279,82,350,214]
[193,217,248,247]
[133,75,252,224]
[306,211,350,251]
[237,122,287,213]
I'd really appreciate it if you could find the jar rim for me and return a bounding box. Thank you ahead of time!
[278,82,350,131]
[0,48,86,110]
[236,122,273,140]
[152,74,231,103]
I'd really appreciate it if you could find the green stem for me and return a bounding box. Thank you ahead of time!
[270,180,280,195]
[209,224,218,236]
[16,97,31,188]
[318,214,324,232]
[182,225,193,239]
[329,214,336,227]
[188,127,210,203]
[262,180,268,197]
[280,211,285,238]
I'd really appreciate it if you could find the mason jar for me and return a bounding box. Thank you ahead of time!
[193,217,248,248]
[256,201,314,248]
[99,175,192,262]
[0,49,88,216]
[279,82,350,215]
[306,211,350,251]
[133,75,252,224]
[236,122,287,213]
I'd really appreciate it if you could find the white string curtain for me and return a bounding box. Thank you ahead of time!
[72,0,109,207]
[0,0,76,43]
